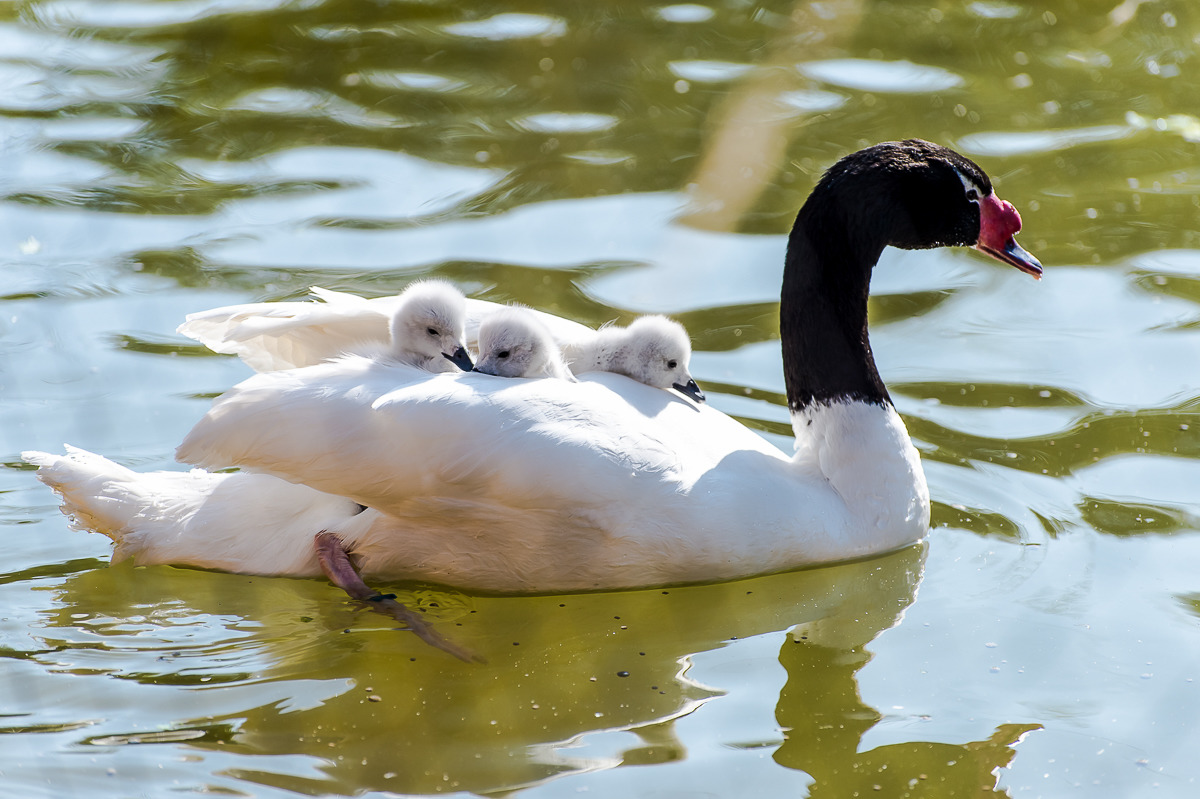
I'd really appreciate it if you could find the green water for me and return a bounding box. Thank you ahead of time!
[3,0,1200,796]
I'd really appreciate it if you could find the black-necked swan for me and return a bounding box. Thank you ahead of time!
[474,306,578,381]
[26,140,1041,602]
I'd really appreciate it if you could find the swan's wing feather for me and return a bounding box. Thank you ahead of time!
[180,293,596,372]
[178,295,396,371]
[308,286,373,305]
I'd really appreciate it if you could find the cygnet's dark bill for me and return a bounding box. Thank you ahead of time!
[444,346,474,371]
[674,379,705,403]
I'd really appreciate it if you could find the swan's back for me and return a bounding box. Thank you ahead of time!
[173,359,865,588]
[179,360,786,519]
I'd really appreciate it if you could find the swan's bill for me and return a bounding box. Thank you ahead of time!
[977,238,1043,279]
[975,191,1043,279]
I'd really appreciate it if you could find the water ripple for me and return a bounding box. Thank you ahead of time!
[186,146,507,224]
[225,88,402,128]
[1076,454,1200,511]
[668,60,755,84]
[1,149,112,194]
[206,192,681,271]
[37,117,147,143]
[514,112,619,135]
[34,0,297,28]
[798,59,964,93]
[967,1,1023,19]
[776,89,847,114]
[655,4,716,23]
[357,70,468,94]
[958,125,1134,157]
[1129,249,1200,276]
[0,62,160,112]
[443,13,568,41]
[0,22,159,67]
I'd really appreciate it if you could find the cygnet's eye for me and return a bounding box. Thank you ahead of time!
[497,350,510,359]
[965,188,979,202]
[667,359,678,370]
[427,327,439,337]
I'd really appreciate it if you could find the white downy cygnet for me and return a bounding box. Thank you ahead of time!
[385,281,474,372]
[474,306,575,381]
[565,315,704,402]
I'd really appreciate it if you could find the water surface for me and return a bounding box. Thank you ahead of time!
[3,1,1200,796]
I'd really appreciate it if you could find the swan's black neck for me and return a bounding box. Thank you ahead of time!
[781,200,888,411]
[779,140,988,413]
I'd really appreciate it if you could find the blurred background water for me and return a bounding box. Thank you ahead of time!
[3,0,1200,796]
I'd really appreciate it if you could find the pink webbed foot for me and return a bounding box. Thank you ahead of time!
[314,531,482,663]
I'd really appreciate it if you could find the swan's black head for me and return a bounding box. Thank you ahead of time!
[813,139,1042,277]
[781,140,1042,411]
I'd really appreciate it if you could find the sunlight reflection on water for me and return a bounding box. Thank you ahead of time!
[3,0,1200,796]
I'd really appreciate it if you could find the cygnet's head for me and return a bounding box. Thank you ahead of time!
[474,307,574,381]
[388,281,473,371]
[620,316,705,402]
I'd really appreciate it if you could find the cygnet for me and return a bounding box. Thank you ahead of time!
[565,315,704,402]
[385,280,473,372]
[474,306,575,381]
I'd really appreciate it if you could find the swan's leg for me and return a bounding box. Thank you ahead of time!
[314,532,482,663]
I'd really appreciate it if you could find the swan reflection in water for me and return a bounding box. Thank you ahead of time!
[36,544,1033,796]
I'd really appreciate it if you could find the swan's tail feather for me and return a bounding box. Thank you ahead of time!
[24,447,149,547]
[23,447,364,576]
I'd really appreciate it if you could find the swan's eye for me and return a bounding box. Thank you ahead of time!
[497,350,510,359]
[965,188,979,202]
[667,360,678,370]
[427,327,439,337]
